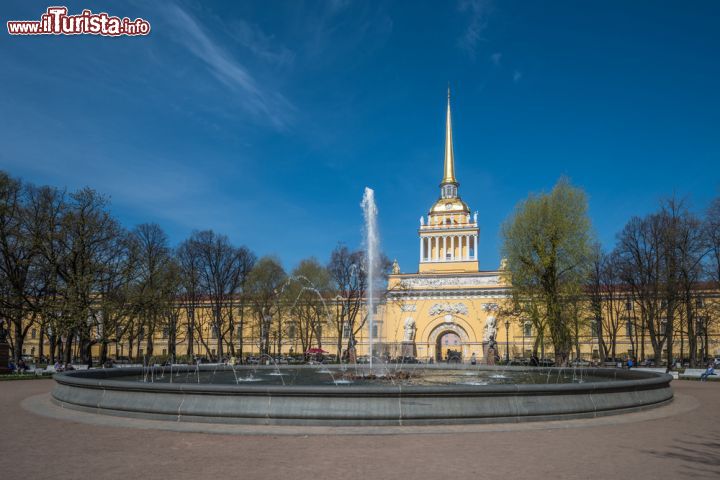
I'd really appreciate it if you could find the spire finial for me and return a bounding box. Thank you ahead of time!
[442,87,457,185]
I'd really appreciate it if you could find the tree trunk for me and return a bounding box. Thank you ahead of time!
[38,326,45,362]
[186,308,195,357]
[63,336,73,364]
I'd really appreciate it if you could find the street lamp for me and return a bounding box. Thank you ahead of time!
[505,319,510,362]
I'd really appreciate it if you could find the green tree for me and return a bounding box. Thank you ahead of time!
[246,256,286,356]
[287,258,332,355]
[501,178,593,365]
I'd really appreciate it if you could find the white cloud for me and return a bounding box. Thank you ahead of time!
[490,52,502,66]
[164,4,293,129]
[513,70,522,83]
[458,0,491,58]
[229,19,295,67]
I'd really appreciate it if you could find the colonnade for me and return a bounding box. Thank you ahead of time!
[419,234,478,262]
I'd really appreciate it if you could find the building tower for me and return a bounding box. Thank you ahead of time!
[418,89,479,273]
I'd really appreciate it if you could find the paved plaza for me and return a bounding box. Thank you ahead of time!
[0,379,718,479]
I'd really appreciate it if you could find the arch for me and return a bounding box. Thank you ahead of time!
[427,321,470,362]
[426,318,470,345]
[419,313,479,345]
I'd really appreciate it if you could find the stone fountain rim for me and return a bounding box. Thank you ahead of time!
[53,365,672,396]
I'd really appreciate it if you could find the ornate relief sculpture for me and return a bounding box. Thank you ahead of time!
[429,302,468,316]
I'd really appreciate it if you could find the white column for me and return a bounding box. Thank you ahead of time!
[443,236,447,260]
[450,236,455,260]
[419,236,423,263]
[433,237,438,261]
[464,235,469,260]
[474,235,478,260]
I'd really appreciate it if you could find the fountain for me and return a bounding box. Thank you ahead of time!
[361,186,378,369]
[50,188,674,426]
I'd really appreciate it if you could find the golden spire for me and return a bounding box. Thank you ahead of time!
[442,87,457,185]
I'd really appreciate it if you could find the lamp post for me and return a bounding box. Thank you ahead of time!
[505,319,510,362]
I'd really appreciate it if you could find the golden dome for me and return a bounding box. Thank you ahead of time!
[429,197,470,214]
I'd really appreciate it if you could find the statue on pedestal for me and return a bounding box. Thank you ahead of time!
[483,316,497,343]
[403,318,416,342]
[401,318,417,357]
[485,335,498,366]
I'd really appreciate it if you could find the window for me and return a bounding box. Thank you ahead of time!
[625,300,633,312]
[162,349,167,356]
[523,322,532,337]
[162,327,169,339]
[696,297,704,309]
[31,328,36,339]
[372,325,379,338]
[287,324,296,339]
[626,320,634,337]
[342,322,351,338]
[211,326,218,339]
[590,321,598,338]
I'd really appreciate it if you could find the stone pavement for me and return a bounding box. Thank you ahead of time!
[1,379,719,479]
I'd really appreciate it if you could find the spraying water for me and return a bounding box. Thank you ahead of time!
[361,187,379,370]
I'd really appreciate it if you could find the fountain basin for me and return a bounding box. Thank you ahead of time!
[51,365,673,426]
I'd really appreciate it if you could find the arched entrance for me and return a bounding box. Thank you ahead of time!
[426,316,472,363]
[436,331,462,362]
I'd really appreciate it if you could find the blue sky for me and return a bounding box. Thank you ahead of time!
[1,0,719,272]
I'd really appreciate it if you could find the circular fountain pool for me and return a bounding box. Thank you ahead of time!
[52,364,673,426]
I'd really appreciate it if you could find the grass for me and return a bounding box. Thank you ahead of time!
[0,373,53,381]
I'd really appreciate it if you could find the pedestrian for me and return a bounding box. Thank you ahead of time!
[530,353,539,367]
[470,353,477,365]
[627,358,634,369]
[700,363,716,382]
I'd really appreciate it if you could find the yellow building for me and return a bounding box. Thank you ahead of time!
[365,90,512,362]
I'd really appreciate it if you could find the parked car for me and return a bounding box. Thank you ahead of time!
[569,358,591,367]
[356,355,370,364]
[602,357,624,367]
[392,356,419,364]
[538,358,555,367]
[509,358,529,366]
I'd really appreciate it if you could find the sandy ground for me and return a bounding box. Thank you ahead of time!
[1,379,719,480]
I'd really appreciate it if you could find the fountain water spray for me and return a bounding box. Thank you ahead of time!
[361,187,379,370]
